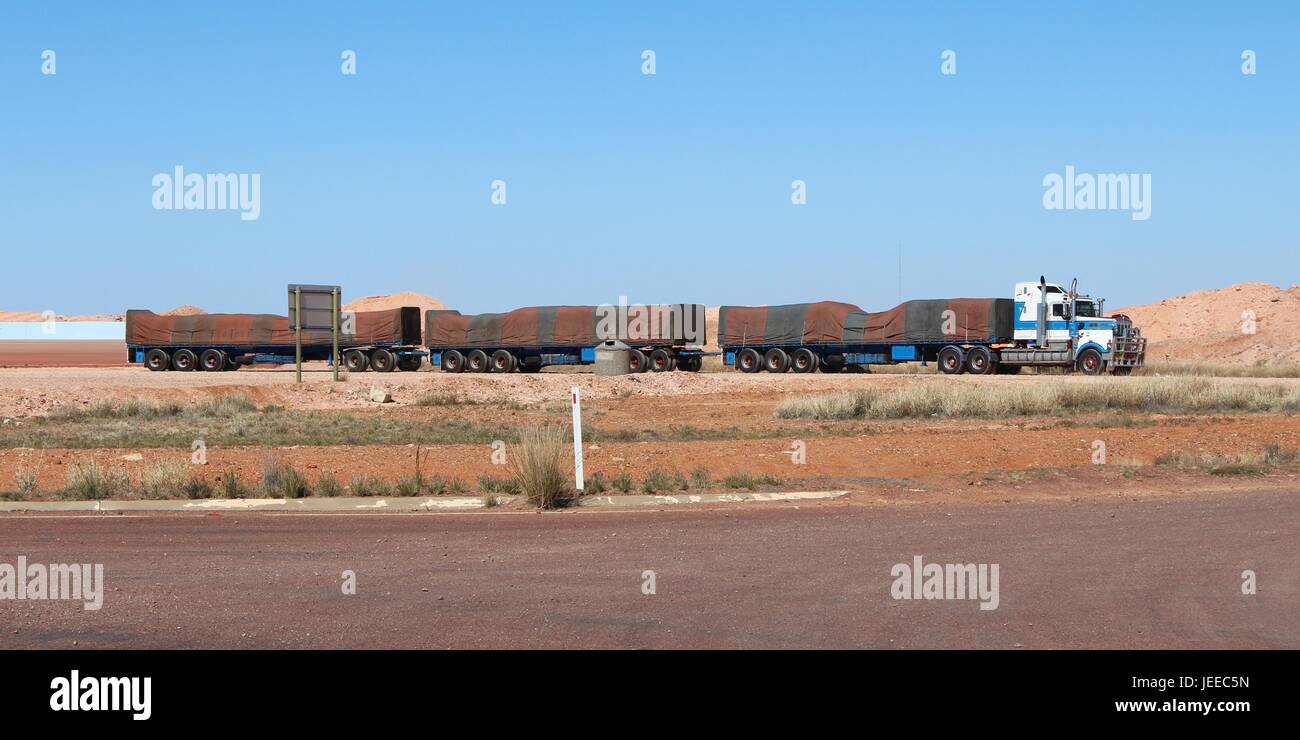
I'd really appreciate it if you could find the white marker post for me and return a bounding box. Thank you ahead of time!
[571,386,584,491]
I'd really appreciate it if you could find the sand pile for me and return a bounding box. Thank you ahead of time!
[343,292,448,314]
[0,310,122,322]
[1114,283,1300,365]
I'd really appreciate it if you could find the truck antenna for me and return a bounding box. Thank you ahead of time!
[897,244,902,304]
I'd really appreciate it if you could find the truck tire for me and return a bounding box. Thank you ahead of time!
[199,349,227,372]
[649,349,675,372]
[466,349,490,373]
[441,350,465,373]
[791,348,818,373]
[736,348,762,373]
[144,349,170,371]
[965,346,994,375]
[629,349,649,373]
[490,349,516,373]
[519,357,543,373]
[344,350,369,372]
[1112,366,1133,376]
[371,349,397,373]
[1076,348,1104,376]
[680,356,702,372]
[764,348,790,373]
[820,355,844,373]
[398,356,422,371]
[171,348,198,371]
[937,346,965,375]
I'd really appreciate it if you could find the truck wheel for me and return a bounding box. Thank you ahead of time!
[965,347,994,375]
[144,349,171,371]
[1112,366,1133,376]
[629,350,650,373]
[649,349,675,372]
[736,348,762,373]
[764,348,790,373]
[199,349,227,372]
[519,357,543,373]
[681,356,702,372]
[344,350,369,372]
[820,355,844,373]
[938,346,965,375]
[171,348,198,371]
[371,349,397,373]
[466,349,490,373]
[791,348,818,373]
[398,356,422,371]
[1077,348,1104,376]
[441,350,465,373]
[490,350,516,373]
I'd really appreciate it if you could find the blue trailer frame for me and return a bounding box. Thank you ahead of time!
[429,343,709,372]
[128,341,427,370]
[721,339,978,367]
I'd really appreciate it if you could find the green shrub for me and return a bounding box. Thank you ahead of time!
[315,474,344,498]
[262,457,308,498]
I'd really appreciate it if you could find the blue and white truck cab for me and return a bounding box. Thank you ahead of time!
[1004,277,1145,375]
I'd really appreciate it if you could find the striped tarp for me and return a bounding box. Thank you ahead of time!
[718,299,1014,346]
[125,308,418,347]
[425,304,707,348]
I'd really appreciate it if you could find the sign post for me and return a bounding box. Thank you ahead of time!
[331,286,340,382]
[294,287,302,383]
[571,386,584,491]
[288,284,343,384]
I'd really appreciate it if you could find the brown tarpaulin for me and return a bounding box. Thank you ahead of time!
[125,308,415,347]
[425,305,708,348]
[718,299,1013,345]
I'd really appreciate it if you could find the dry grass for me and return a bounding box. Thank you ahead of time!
[140,459,189,500]
[65,460,131,500]
[511,424,571,509]
[1155,444,1300,475]
[1139,361,1300,378]
[774,377,1300,420]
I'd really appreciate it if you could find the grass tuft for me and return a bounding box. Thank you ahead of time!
[511,425,571,509]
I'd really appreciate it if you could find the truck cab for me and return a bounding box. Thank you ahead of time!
[1010,278,1145,374]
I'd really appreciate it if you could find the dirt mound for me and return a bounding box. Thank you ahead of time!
[1113,283,1300,365]
[160,305,206,316]
[705,306,719,351]
[0,310,122,322]
[344,292,447,314]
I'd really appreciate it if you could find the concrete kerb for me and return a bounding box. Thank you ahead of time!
[0,490,847,513]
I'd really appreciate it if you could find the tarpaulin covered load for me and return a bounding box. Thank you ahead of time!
[426,304,707,348]
[125,308,420,347]
[718,299,1014,345]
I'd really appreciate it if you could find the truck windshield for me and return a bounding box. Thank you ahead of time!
[1075,301,1097,317]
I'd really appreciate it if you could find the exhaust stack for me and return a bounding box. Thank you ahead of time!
[1036,275,1047,347]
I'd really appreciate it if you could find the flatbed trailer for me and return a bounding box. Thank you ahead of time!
[427,304,708,372]
[430,342,706,373]
[125,307,426,372]
[720,278,1145,375]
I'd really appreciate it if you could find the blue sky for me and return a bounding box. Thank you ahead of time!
[2,2,1296,315]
